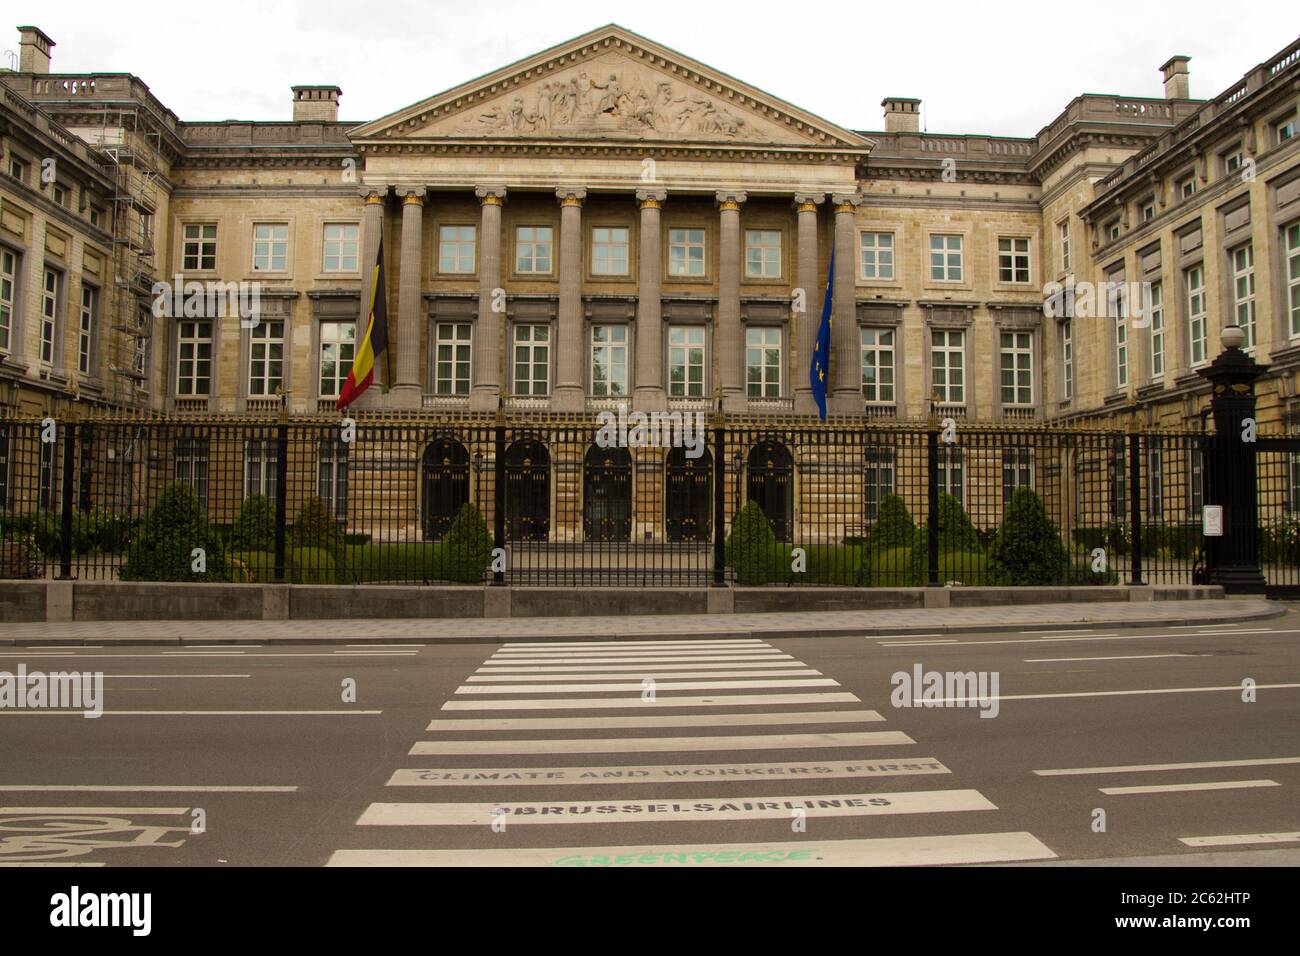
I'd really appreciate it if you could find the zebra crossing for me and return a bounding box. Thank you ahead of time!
[328,638,1057,866]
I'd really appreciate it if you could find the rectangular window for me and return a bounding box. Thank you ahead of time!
[52,183,68,207]
[39,440,56,511]
[1276,113,1297,144]
[1223,149,1243,175]
[174,437,209,512]
[999,331,1033,405]
[860,232,894,280]
[318,440,349,520]
[1147,445,1164,518]
[1058,221,1071,272]
[930,329,965,405]
[668,228,705,277]
[40,268,59,365]
[998,237,1030,283]
[591,325,629,397]
[1002,447,1034,503]
[1288,223,1300,339]
[252,223,289,272]
[936,446,964,503]
[1110,441,1128,521]
[434,322,472,396]
[323,223,359,273]
[319,322,356,399]
[182,224,218,271]
[78,285,95,376]
[1140,199,1157,223]
[929,234,963,281]
[0,247,15,353]
[515,225,553,274]
[89,206,103,229]
[1061,320,1074,401]
[1149,282,1165,377]
[860,328,895,403]
[438,225,477,274]
[1108,281,1128,389]
[1105,220,1121,243]
[668,325,706,398]
[513,324,550,396]
[745,327,782,398]
[7,156,28,183]
[744,229,781,279]
[138,212,153,248]
[1189,447,1204,517]
[244,438,279,500]
[1179,176,1196,200]
[592,227,630,276]
[1186,265,1207,366]
[862,447,896,522]
[247,320,285,397]
[1232,244,1256,350]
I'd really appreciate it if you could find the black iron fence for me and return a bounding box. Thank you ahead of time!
[0,415,1222,588]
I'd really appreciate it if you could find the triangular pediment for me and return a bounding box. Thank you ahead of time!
[352,25,870,152]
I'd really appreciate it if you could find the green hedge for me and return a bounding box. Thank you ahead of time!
[724,502,788,585]
[120,483,227,582]
[988,488,1069,586]
[0,510,140,557]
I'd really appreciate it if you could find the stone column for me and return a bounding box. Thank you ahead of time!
[831,193,862,415]
[553,187,587,413]
[355,185,388,410]
[792,193,825,417]
[717,190,747,413]
[391,186,426,408]
[469,185,506,412]
[634,188,667,411]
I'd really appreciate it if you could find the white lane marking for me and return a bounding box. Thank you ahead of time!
[880,629,1291,648]
[425,711,885,731]
[0,652,790,662]
[1018,629,1110,635]
[92,674,251,679]
[488,652,791,662]
[442,692,860,711]
[328,832,1054,867]
[916,683,1300,706]
[409,731,912,755]
[0,806,190,814]
[1036,756,1300,776]
[1179,832,1300,847]
[357,789,996,826]
[455,678,838,695]
[0,709,382,716]
[333,651,419,656]
[500,640,767,649]
[388,758,950,787]
[1022,654,1196,663]
[186,645,263,649]
[346,644,420,648]
[863,634,942,640]
[466,669,819,682]
[1098,779,1280,795]
[476,661,815,673]
[0,785,297,792]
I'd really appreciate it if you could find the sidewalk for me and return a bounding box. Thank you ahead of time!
[0,598,1283,645]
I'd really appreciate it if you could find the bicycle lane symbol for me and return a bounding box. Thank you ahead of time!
[0,811,193,864]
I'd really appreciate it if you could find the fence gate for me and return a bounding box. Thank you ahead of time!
[504,438,550,541]
[1256,435,1300,597]
[582,445,631,542]
[747,439,793,541]
[420,437,469,540]
[665,446,711,542]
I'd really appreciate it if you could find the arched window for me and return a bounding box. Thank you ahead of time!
[504,438,551,541]
[747,440,793,541]
[420,438,469,540]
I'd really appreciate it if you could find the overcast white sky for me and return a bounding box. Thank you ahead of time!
[8,0,1298,136]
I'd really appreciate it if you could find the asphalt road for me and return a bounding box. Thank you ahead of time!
[1,608,1298,868]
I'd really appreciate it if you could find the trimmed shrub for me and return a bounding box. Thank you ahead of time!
[987,488,1069,586]
[0,528,41,579]
[867,494,915,550]
[120,483,226,582]
[290,546,338,584]
[291,495,344,552]
[343,542,444,584]
[725,501,787,586]
[441,502,493,583]
[231,494,276,552]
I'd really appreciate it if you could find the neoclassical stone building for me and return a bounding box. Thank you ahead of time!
[0,24,1298,430]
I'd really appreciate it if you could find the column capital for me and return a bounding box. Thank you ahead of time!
[359,185,389,203]
[793,192,825,212]
[831,192,863,213]
[475,185,508,205]
[715,190,747,209]
[556,186,587,206]
[397,185,427,203]
[636,188,667,207]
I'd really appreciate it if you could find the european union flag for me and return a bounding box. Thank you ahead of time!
[809,249,834,422]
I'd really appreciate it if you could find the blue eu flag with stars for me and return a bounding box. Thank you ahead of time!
[810,249,834,422]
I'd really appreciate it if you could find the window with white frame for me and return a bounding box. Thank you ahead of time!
[998,237,1030,283]
[860,232,894,280]
[512,324,550,396]
[51,183,68,207]
[591,325,628,397]
[318,439,349,519]
[745,327,782,398]
[252,224,289,272]
[1110,441,1128,520]
[138,211,153,248]
[592,227,630,276]
[1186,264,1207,366]
[1223,148,1244,176]
[862,447,896,522]
[319,322,355,399]
[78,285,95,376]
[668,325,706,398]
[1232,244,1256,350]
[323,223,359,273]
[1276,111,1297,144]
[1105,219,1121,243]
[936,446,964,503]
[1061,320,1074,401]
[1149,282,1165,377]
[1058,220,1071,272]
[999,331,1033,405]
[1140,198,1157,223]
[930,329,965,404]
[516,226,553,274]
[244,438,279,500]
[174,437,209,511]
[438,225,476,273]
[669,228,705,277]
[860,328,895,403]
[929,234,963,281]
[1109,281,1129,389]
[1002,447,1034,503]
[434,322,472,396]
[1178,176,1196,200]
[1189,447,1204,516]
[0,247,16,353]
[182,223,217,271]
[38,440,56,510]
[247,320,284,397]
[7,155,28,184]
[1147,444,1164,518]
[40,268,59,366]
[744,230,781,279]
[1288,223,1300,339]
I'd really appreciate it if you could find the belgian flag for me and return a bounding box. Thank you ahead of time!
[336,235,392,410]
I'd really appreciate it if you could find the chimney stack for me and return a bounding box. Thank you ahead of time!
[292,85,342,122]
[882,97,921,133]
[1160,56,1190,100]
[17,26,54,74]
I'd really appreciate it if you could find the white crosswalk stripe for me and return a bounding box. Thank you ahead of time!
[331,639,1057,867]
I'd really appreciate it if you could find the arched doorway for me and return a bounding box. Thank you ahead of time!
[420,438,469,540]
[665,446,711,542]
[747,440,793,541]
[504,438,550,541]
[583,445,632,542]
